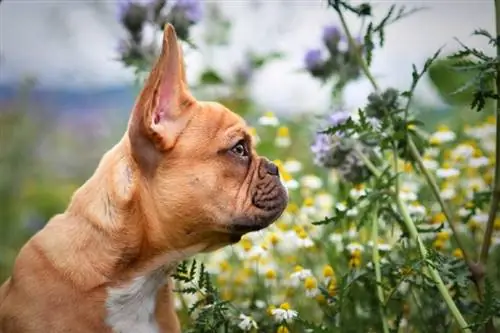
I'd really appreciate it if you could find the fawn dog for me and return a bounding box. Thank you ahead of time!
[0,24,288,333]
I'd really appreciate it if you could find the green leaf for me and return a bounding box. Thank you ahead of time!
[199,69,225,85]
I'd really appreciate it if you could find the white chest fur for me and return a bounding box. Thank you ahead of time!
[105,267,168,333]
[104,245,207,333]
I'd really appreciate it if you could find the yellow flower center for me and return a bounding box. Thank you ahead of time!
[303,197,315,207]
[432,212,446,224]
[268,233,280,245]
[348,257,361,269]
[297,229,308,239]
[316,294,326,304]
[354,183,365,190]
[279,302,291,310]
[328,281,337,296]
[277,126,290,137]
[294,265,304,272]
[241,238,252,252]
[323,265,335,278]
[265,269,277,280]
[453,248,464,259]
[473,148,483,158]
[494,218,500,231]
[304,276,317,290]
[267,305,276,316]
[286,203,299,214]
[437,124,450,132]
[436,231,450,241]
[277,325,290,333]
[433,239,445,251]
[219,260,230,272]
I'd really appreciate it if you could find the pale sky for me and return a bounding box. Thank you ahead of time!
[0,0,495,114]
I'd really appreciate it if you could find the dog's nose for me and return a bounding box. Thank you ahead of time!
[265,160,279,176]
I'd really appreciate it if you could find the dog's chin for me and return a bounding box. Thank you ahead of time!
[228,210,283,240]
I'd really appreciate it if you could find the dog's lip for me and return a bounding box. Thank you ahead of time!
[230,222,268,234]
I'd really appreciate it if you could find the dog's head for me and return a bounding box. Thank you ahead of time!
[126,24,288,254]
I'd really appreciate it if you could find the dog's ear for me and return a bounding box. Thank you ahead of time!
[128,24,196,170]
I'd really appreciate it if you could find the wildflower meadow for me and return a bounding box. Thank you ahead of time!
[1,0,500,332]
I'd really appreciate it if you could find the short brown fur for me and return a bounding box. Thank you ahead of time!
[0,24,287,332]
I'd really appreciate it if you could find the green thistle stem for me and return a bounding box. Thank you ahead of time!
[479,0,500,266]
[336,5,471,329]
[370,202,390,333]
[392,146,471,333]
[354,146,471,332]
[407,140,474,265]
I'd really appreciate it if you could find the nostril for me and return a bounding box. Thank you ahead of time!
[266,161,279,176]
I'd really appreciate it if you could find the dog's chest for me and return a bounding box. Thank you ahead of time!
[105,267,168,333]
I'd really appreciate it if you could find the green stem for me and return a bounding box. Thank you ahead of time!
[371,203,390,333]
[336,5,471,331]
[392,146,472,333]
[336,6,380,92]
[479,0,500,266]
[407,140,474,266]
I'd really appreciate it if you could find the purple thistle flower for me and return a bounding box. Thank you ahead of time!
[117,0,153,20]
[304,49,323,71]
[322,25,341,43]
[328,110,351,127]
[173,0,202,23]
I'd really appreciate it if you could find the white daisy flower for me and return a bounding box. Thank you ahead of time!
[283,159,302,173]
[469,156,489,168]
[300,175,323,190]
[429,125,456,144]
[238,314,258,331]
[258,111,279,126]
[271,306,298,323]
[436,165,460,178]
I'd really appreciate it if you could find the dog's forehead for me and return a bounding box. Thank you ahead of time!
[197,101,248,132]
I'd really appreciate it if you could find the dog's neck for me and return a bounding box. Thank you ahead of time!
[31,136,183,290]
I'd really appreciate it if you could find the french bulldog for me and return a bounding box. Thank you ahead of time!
[0,24,288,333]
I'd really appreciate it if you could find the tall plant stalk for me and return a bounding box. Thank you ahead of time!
[333,5,474,332]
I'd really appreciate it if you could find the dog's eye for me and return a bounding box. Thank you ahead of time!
[231,141,248,158]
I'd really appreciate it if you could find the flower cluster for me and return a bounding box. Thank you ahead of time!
[303,25,363,87]
[117,0,202,68]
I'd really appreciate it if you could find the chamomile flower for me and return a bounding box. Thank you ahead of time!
[349,183,367,199]
[407,201,426,217]
[429,125,456,144]
[258,111,279,126]
[399,184,418,202]
[469,156,489,168]
[304,276,320,298]
[300,175,323,190]
[238,314,258,331]
[451,143,475,160]
[336,201,348,212]
[275,126,292,147]
[440,182,456,200]
[322,265,336,284]
[346,242,364,254]
[346,207,358,217]
[283,159,302,173]
[271,303,298,323]
[422,156,439,170]
[368,240,391,251]
[436,163,460,179]
[287,266,313,287]
[315,192,334,211]
[470,212,488,226]
[329,232,344,251]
